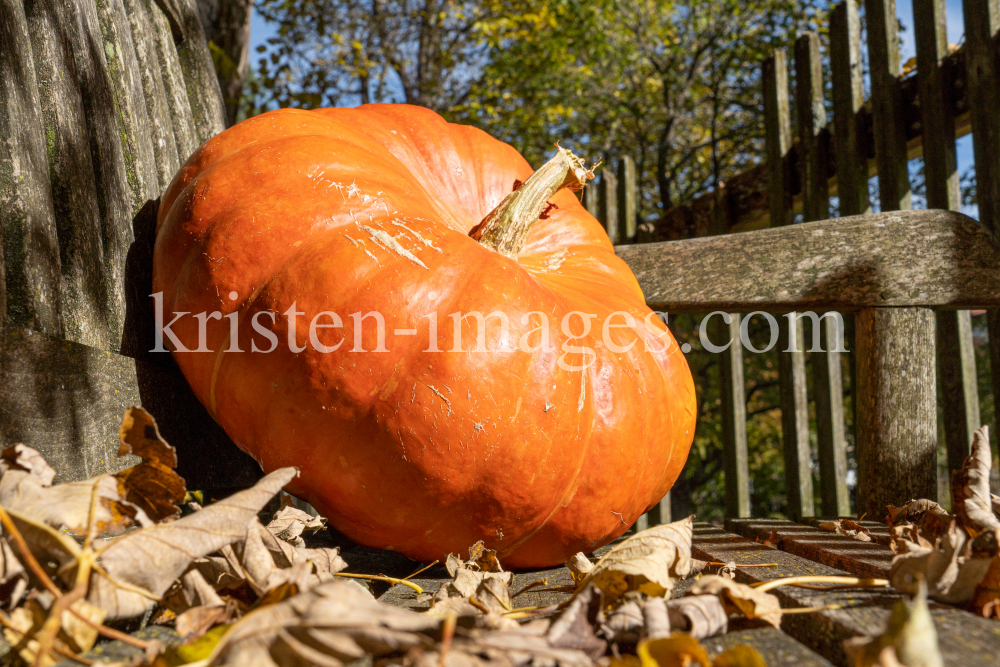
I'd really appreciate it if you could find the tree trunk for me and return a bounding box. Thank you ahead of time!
[197,0,252,127]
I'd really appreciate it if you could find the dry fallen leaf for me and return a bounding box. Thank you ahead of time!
[578,516,693,603]
[0,536,27,609]
[886,500,947,527]
[547,584,607,659]
[843,580,942,667]
[951,426,1000,532]
[890,517,997,603]
[87,467,298,619]
[665,595,728,639]
[971,554,1000,618]
[690,575,782,628]
[818,519,873,542]
[565,552,595,585]
[115,406,186,523]
[206,579,441,666]
[266,506,326,548]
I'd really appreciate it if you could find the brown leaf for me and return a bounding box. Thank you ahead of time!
[115,407,186,524]
[0,537,27,609]
[820,519,873,542]
[175,600,238,643]
[579,516,693,603]
[664,595,728,639]
[951,426,1000,532]
[890,519,997,603]
[0,447,144,537]
[756,530,780,549]
[690,575,782,628]
[409,621,594,667]
[565,553,595,585]
[86,467,297,619]
[1,444,55,486]
[546,585,606,659]
[208,579,441,666]
[886,499,947,526]
[971,555,1000,618]
[843,580,942,667]
[266,506,326,548]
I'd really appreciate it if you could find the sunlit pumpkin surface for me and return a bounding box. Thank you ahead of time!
[154,104,696,567]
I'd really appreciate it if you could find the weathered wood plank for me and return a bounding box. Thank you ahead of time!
[796,31,848,518]
[860,0,938,522]
[23,0,116,350]
[171,0,226,143]
[93,0,159,211]
[584,177,599,218]
[0,0,63,336]
[829,0,870,218]
[615,209,1000,313]
[702,628,834,667]
[708,313,750,518]
[962,0,1000,470]
[601,169,619,244]
[915,0,981,477]
[144,0,198,163]
[963,0,1000,238]
[865,0,912,211]
[0,322,262,489]
[726,518,891,579]
[766,45,812,519]
[66,0,144,350]
[856,308,938,519]
[691,523,1000,666]
[778,315,814,519]
[811,316,850,517]
[618,156,637,243]
[122,0,182,191]
[938,310,981,473]
[764,49,793,228]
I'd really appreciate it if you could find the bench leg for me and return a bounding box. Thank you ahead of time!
[855,308,937,520]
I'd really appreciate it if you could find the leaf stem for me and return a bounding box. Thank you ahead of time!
[0,504,62,596]
[753,576,889,593]
[333,572,424,594]
[511,579,549,598]
[404,560,439,580]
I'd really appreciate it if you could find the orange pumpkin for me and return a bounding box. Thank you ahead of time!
[153,104,695,567]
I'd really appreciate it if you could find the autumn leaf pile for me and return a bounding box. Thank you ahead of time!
[886,426,1000,617]
[0,408,970,667]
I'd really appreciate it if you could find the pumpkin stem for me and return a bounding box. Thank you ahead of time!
[470,146,595,257]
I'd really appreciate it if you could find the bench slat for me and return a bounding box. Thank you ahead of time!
[726,518,892,579]
[169,0,226,144]
[692,523,1000,666]
[145,0,198,163]
[122,0,181,191]
[0,0,63,336]
[23,0,125,350]
[615,209,1000,312]
[703,628,834,667]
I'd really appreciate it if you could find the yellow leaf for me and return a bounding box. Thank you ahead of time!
[713,645,767,667]
[639,634,711,667]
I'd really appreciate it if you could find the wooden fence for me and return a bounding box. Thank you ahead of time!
[599,0,1000,524]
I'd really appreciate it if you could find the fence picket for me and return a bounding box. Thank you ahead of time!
[858,0,938,516]
[914,0,982,476]
[765,48,814,519]
[796,32,850,517]
[963,0,1000,468]
[618,156,637,243]
[601,169,619,244]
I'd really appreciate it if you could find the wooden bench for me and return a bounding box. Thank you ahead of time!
[3,0,1000,665]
